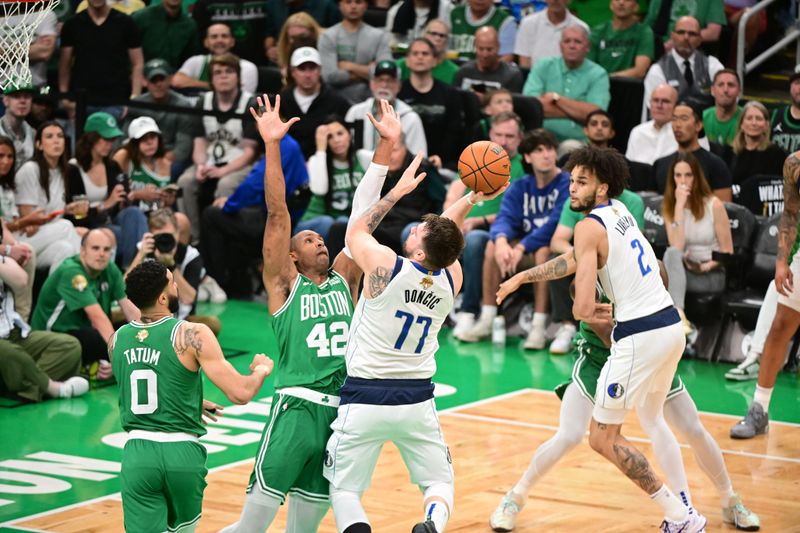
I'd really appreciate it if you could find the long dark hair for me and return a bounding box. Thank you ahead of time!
[662,152,714,223]
[33,121,69,202]
[322,115,357,210]
[123,133,165,171]
[392,0,440,36]
[75,131,103,171]
[0,136,16,192]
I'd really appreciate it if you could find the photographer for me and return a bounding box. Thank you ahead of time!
[126,209,220,333]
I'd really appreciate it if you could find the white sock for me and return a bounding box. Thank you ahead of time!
[513,384,591,497]
[651,484,688,522]
[285,497,329,533]
[425,501,449,532]
[219,489,282,533]
[532,312,548,327]
[664,392,734,508]
[480,305,497,320]
[330,488,369,532]
[638,407,690,507]
[753,385,773,412]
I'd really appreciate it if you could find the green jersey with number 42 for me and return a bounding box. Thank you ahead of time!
[113,316,205,436]
[271,270,353,395]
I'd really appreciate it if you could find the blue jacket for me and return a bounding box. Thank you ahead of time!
[223,135,309,219]
[490,171,570,252]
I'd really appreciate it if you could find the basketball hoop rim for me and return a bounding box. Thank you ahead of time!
[0,0,53,3]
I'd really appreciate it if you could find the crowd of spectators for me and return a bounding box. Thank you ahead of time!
[0,0,796,401]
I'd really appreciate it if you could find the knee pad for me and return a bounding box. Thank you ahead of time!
[422,482,454,513]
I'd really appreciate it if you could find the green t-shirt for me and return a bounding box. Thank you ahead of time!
[450,4,512,59]
[571,0,649,28]
[397,57,460,85]
[464,153,525,219]
[270,270,353,395]
[645,0,726,40]
[588,21,654,75]
[702,106,743,146]
[31,255,126,333]
[113,316,205,436]
[559,190,646,348]
[302,158,365,221]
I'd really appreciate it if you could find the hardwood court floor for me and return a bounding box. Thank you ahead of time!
[17,389,800,532]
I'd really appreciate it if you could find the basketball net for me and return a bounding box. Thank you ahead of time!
[0,0,60,91]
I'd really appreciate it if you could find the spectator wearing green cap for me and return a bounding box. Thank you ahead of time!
[0,85,37,171]
[64,112,149,267]
[132,0,201,68]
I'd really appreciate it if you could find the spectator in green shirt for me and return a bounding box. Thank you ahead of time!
[31,229,140,378]
[589,0,654,79]
[397,19,460,85]
[702,69,742,147]
[646,0,726,47]
[131,0,201,68]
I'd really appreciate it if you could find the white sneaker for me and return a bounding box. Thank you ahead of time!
[523,323,546,350]
[458,314,494,342]
[489,491,524,532]
[722,493,760,531]
[660,509,707,532]
[197,282,210,302]
[59,376,90,398]
[201,276,227,304]
[452,312,476,340]
[725,351,760,381]
[549,323,577,354]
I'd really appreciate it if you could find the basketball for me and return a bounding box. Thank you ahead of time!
[458,140,510,194]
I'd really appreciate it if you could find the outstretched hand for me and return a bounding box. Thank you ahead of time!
[366,99,402,144]
[496,272,525,305]
[249,94,300,143]
[469,182,510,205]
[391,152,427,197]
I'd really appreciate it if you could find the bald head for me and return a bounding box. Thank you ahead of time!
[80,229,114,274]
[671,16,701,58]
[475,26,498,47]
[650,83,678,126]
[474,26,500,70]
[82,228,112,249]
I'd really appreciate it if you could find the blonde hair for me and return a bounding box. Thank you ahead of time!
[277,12,323,70]
[732,101,771,155]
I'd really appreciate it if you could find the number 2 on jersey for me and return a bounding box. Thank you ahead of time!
[306,321,349,357]
[630,239,652,276]
[394,311,432,354]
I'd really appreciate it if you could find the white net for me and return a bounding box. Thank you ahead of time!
[0,0,60,91]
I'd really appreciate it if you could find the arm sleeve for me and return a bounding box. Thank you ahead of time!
[513,18,531,57]
[241,61,258,94]
[307,151,330,195]
[109,264,127,301]
[557,199,580,229]
[60,18,76,47]
[520,182,569,252]
[497,16,517,56]
[490,182,523,241]
[522,61,545,97]
[402,113,428,157]
[343,159,390,258]
[643,65,665,109]
[704,0,727,26]
[709,155,732,190]
[13,163,42,206]
[182,254,204,289]
[585,67,611,110]
[178,55,201,77]
[319,30,350,86]
[374,32,393,62]
[629,194,646,227]
[638,25,655,59]
[125,14,142,49]
[57,269,99,311]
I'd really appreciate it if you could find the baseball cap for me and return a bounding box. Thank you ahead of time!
[372,59,399,79]
[84,112,124,139]
[790,64,800,84]
[3,81,36,96]
[290,47,321,68]
[128,116,161,140]
[144,58,174,80]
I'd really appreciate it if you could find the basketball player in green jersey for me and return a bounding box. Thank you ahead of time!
[491,258,759,531]
[111,260,274,533]
[731,151,800,439]
[221,97,404,532]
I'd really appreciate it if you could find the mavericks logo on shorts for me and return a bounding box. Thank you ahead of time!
[324,449,333,468]
[607,383,625,399]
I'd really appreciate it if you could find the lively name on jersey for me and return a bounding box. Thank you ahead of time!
[300,292,350,320]
[613,215,636,237]
[404,289,442,310]
[124,347,161,366]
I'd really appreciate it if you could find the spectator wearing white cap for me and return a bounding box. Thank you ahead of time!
[277,47,351,160]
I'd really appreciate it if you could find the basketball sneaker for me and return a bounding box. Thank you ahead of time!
[58,376,90,398]
[411,520,437,532]
[660,509,707,532]
[458,313,493,342]
[489,491,525,532]
[722,493,760,531]
[549,323,576,354]
[452,312,476,340]
[724,351,760,381]
[523,322,546,350]
[730,403,769,439]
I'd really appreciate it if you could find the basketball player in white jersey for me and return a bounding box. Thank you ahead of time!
[322,155,506,533]
[568,146,706,532]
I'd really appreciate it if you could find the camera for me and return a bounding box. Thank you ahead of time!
[153,233,176,253]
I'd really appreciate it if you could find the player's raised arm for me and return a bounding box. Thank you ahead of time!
[249,94,301,312]
[441,184,508,230]
[496,251,577,305]
[346,152,427,299]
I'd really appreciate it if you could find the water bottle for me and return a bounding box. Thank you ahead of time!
[492,315,506,348]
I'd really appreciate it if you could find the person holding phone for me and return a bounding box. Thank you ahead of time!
[66,112,149,268]
[662,152,733,335]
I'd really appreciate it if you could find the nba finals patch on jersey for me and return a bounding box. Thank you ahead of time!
[71,274,88,292]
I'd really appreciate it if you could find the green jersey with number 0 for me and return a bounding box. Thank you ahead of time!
[113,316,205,436]
[271,270,353,395]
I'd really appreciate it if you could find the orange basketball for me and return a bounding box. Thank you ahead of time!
[458,140,510,194]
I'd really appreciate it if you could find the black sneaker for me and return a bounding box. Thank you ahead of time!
[411,520,437,533]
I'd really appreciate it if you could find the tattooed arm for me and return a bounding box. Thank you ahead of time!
[496,251,577,305]
[177,321,273,404]
[776,152,800,296]
[346,152,428,299]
